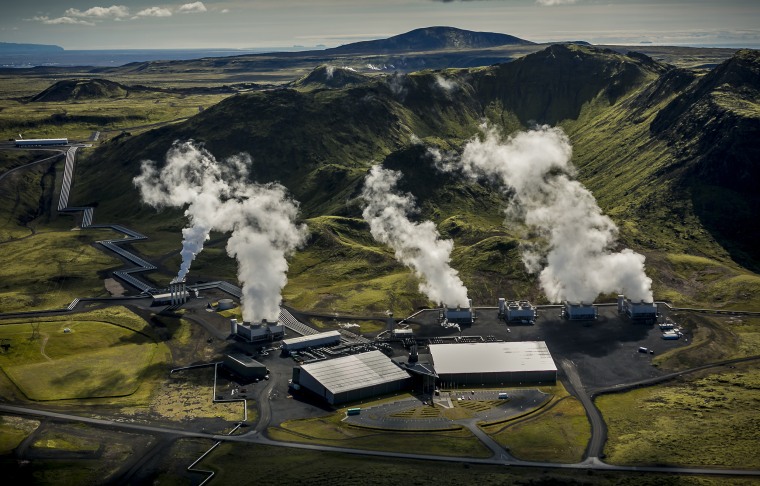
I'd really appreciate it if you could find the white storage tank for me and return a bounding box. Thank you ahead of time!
[217,298,235,311]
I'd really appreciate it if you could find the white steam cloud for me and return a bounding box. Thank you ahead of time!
[433,125,652,304]
[434,74,458,93]
[361,165,469,307]
[134,141,307,322]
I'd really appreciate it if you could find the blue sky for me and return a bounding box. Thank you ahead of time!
[1,1,758,50]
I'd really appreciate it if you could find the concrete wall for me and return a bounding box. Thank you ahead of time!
[437,370,556,387]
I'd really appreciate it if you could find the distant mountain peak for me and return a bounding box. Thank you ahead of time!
[328,26,534,54]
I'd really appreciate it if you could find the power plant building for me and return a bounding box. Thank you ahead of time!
[618,295,658,320]
[230,319,285,343]
[442,300,474,324]
[223,353,268,380]
[500,299,537,323]
[151,281,189,306]
[563,301,598,320]
[429,341,557,386]
[281,330,342,353]
[292,350,411,405]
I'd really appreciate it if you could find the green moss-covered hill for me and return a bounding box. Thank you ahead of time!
[68,44,760,314]
[31,78,130,102]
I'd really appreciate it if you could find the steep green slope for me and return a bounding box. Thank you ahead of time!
[63,45,760,312]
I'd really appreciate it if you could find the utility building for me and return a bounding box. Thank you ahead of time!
[563,301,598,320]
[281,330,341,353]
[292,350,411,405]
[442,299,474,325]
[618,295,658,321]
[230,319,285,343]
[429,341,557,386]
[223,353,268,380]
[501,299,537,323]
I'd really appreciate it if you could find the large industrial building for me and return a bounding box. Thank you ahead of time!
[429,341,557,386]
[293,350,411,405]
[281,330,342,353]
[223,353,268,380]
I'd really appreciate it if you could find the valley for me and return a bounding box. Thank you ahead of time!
[0,26,758,485]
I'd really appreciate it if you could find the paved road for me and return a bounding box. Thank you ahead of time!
[559,359,607,459]
[2,403,759,477]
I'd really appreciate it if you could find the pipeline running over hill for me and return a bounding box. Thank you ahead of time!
[430,125,653,304]
[134,141,307,322]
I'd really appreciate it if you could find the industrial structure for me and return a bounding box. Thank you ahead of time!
[223,353,269,380]
[563,301,598,320]
[230,319,285,343]
[499,298,537,323]
[618,295,658,321]
[217,298,235,311]
[281,330,342,353]
[441,299,474,325]
[14,138,68,147]
[429,341,557,386]
[151,280,188,306]
[292,350,411,404]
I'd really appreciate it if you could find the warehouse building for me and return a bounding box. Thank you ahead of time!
[563,301,598,320]
[292,350,411,405]
[618,295,658,321]
[223,353,268,380]
[281,330,342,353]
[429,341,557,386]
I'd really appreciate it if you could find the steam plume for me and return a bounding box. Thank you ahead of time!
[134,141,307,322]
[361,165,469,307]
[434,125,652,303]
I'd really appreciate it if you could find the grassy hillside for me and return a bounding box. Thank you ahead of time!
[18,45,760,312]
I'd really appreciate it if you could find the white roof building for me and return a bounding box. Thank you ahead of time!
[294,350,411,404]
[430,341,557,386]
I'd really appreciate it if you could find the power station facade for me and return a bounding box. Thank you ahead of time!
[281,331,342,353]
[223,353,269,380]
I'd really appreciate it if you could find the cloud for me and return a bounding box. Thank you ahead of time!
[535,0,577,5]
[178,2,207,13]
[65,5,130,19]
[135,7,173,18]
[221,8,230,14]
[32,16,95,26]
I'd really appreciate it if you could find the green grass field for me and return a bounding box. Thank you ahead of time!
[597,363,760,468]
[0,415,40,454]
[269,411,490,458]
[0,307,169,402]
[480,384,590,463]
[0,229,121,312]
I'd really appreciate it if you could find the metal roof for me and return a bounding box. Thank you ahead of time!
[429,341,557,375]
[225,353,265,368]
[300,350,410,395]
[282,330,341,346]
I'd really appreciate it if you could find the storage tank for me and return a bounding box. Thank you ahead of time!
[230,319,238,335]
[218,298,235,311]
